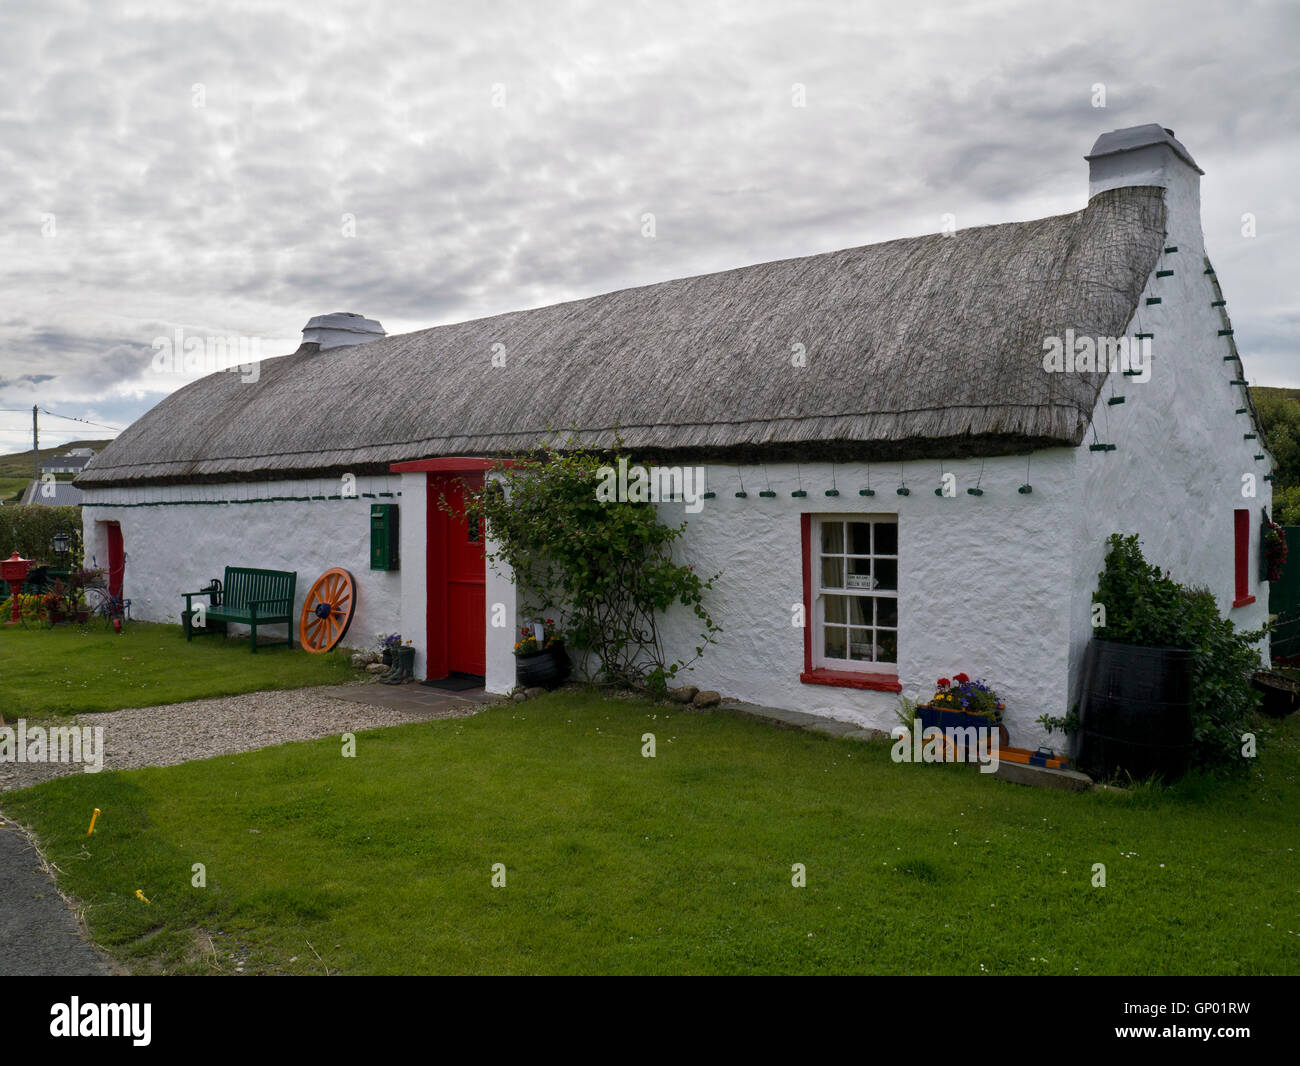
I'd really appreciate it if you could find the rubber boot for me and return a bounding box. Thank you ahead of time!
[377,651,400,682]
[383,647,413,684]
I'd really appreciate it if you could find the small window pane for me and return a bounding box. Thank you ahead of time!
[821,522,843,554]
[821,557,844,588]
[874,522,898,555]
[877,598,898,627]
[846,596,871,626]
[876,632,898,663]
[824,626,846,659]
[824,595,846,624]
[848,628,873,661]
[874,558,898,591]
[849,522,872,555]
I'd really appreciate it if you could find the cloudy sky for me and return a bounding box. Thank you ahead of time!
[1,0,1296,452]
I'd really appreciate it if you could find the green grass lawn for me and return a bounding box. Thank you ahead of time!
[0,475,29,502]
[5,691,1298,975]
[0,622,353,717]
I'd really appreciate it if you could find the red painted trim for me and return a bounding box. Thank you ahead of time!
[800,669,903,693]
[1232,595,1256,608]
[800,514,813,675]
[1233,508,1250,605]
[390,457,513,473]
[426,473,449,680]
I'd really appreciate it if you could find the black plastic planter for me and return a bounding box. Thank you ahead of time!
[515,643,572,690]
[1251,671,1300,718]
[1077,639,1195,783]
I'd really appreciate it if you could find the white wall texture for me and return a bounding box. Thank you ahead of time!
[397,472,428,676]
[80,475,404,651]
[1068,144,1273,711]
[608,454,1080,745]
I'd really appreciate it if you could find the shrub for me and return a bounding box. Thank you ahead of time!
[1272,484,1300,526]
[461,439,721,689]
[1083,533,1264,775]
[0,505,84,566]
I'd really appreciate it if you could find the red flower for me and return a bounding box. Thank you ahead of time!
[937,678,951,688]
[954,673,970,684]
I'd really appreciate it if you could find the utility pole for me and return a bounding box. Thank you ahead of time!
[32,405,38,486]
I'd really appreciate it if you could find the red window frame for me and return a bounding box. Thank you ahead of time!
[1233,509,1255,608]
[798,513,902,692]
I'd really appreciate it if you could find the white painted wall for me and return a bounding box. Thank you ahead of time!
[606,455,1080,746]
[80,475,404,652]
[1067,142,1273,713]
[397,472,428,677]
[482,471,518,695]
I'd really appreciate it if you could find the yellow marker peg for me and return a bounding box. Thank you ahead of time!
[135,889,150,904]
[87,808,101,835]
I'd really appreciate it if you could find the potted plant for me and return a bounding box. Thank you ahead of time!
[42,580,73,625]
[72,566,107,591]
[377,632,402,666]
[67,568,102,623]
[514,617,571,689]
[918,673,1009,746]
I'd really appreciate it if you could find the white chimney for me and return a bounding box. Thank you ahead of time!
[301,312,386,351]
[1086,123,1205,252]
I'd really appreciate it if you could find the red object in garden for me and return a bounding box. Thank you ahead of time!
[1,552,33,626]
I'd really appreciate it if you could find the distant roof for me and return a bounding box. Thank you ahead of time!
[80,186,1166,487]
[21,480,84,506]
[42,454,93,470]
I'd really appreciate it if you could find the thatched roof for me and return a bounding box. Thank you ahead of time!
[81,186,1166,487]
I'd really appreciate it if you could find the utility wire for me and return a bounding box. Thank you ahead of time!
[38,407,124,432]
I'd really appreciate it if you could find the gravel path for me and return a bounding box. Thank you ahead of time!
[0,683,485,794]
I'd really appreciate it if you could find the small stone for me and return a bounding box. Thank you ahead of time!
[350,653,365,668]
[524,687,546,700]
[365,663,387,674]
[668,686,699,703]
[364,650,381,664]
[692,690,721,708]
[511,691,527,703]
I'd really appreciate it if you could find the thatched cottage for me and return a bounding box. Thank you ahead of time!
[77,124,1272,745]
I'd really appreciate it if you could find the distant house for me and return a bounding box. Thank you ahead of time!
[21,480,84,507]
[41,449,96,475]
[77,124,1274,747]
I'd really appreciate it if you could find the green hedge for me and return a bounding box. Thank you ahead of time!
[0,506,85,566]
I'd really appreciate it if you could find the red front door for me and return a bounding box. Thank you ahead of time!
[426,473,486,678]
[104,522,124,600]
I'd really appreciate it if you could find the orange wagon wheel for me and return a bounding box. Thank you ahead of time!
[299,567,357,653]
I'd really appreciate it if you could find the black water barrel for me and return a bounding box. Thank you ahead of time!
[1077,639,1195,782]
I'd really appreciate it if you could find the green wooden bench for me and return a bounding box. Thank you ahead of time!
[182,566,297,652]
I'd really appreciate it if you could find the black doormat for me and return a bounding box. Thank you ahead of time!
[421,672,485,692]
